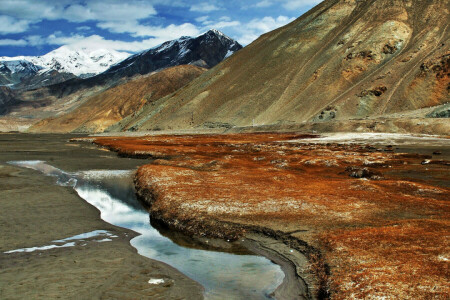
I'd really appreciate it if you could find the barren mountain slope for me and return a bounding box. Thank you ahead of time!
[29,65,206,133]
[118,0,449,132]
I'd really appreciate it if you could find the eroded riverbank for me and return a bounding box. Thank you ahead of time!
[84,132,450,299]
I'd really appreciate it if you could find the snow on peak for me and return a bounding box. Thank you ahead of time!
[0,60,42,74]
[0,46,130,77]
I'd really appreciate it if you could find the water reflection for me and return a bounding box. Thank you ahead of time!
[9,161,284,300]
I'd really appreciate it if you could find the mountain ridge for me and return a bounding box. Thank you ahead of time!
[109,0,448,134]
[0,46,130,77]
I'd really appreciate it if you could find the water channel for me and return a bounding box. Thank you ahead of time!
[9,160,285,300]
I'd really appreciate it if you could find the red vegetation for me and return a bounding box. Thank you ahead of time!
[79,133,450,298]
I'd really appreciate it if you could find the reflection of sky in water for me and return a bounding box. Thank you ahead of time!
[10,161,284,300]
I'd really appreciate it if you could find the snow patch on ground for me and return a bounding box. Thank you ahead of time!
[52,230,115,242]
[292,132,450,146]
[4,230,118,254]
[4,242,75,254]
[148,279,165,285]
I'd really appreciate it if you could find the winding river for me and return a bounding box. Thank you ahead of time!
[9,160,284,300]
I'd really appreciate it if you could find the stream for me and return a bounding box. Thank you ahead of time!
[9,160,285,300]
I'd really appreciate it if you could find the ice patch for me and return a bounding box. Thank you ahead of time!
[438,255,449,262]
[53,230,114,242]
[148,279,165,285]
[4,242,75,254]
[97,238,113,243]
[4,230,118,253]
[224,50,234,58]
[291,132,450,146]
[9,160,44,165]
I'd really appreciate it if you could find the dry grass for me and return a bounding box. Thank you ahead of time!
[82,133,450,299]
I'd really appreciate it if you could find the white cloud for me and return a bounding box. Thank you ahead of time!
[63,2,156,22]
[26,35,46,46]
[0,0,156,23]
[0,29,204,53]
[208,21,241,29]
[235,15,295,45]
[190,3,221,12]
[0,16,32,34]
[51,34,174,52]
[76,26,91,31]
[0,38,28,46]
[98,21,200,39]
[255,1,273,8]
[195,16,210,23]
[281,0,323,10]
[194,13,295,46]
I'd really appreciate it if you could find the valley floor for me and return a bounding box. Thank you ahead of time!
[86,132,450,299]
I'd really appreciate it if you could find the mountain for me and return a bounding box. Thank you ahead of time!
[0,46,130,78]
[12,70,76,90]
[0,60,42,86]
[38,29,242,99]
[0,30,242,131]
[29,65,206,133]
[111,0,449,134]
[104,29,242,78]
[0,46,129,90]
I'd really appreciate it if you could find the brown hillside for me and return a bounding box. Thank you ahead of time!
[29,65,205,133]
[117,0,449,132]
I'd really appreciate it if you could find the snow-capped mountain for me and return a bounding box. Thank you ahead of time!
[0,60,43,86]
[103,29,242,77]
[1,46,130,78]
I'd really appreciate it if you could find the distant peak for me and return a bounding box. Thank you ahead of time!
[200,29,230,38]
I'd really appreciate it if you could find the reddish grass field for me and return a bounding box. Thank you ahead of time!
[78,133,450,299]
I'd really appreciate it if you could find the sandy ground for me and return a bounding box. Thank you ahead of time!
[0,133,203,300]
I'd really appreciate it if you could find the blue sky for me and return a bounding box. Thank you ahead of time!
[0,0,323,57]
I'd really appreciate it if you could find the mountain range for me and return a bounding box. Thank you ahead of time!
[1,46,130,79]
[0,1,449,135]
[0,30,242,132]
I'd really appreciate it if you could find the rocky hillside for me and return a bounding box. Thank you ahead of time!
[115,0,449,133]
[0,86,21,115]
[29,65,206,133]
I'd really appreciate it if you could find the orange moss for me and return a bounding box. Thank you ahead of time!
[81,133,450,298]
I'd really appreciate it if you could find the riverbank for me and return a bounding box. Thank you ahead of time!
[85,132,450,299]
[0,134,203,299]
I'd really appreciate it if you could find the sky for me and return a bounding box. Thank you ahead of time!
[0,0,323,57]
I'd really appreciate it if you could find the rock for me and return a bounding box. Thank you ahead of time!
[345,166,383,180]
[421,159,450,166]
[426,103,450,118]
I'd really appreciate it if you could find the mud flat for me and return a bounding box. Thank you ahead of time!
[0,134,203,299]
[84,132,450,299]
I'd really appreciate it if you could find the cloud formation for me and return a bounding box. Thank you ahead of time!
[0,0,324,55]
[0,16,31,34]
